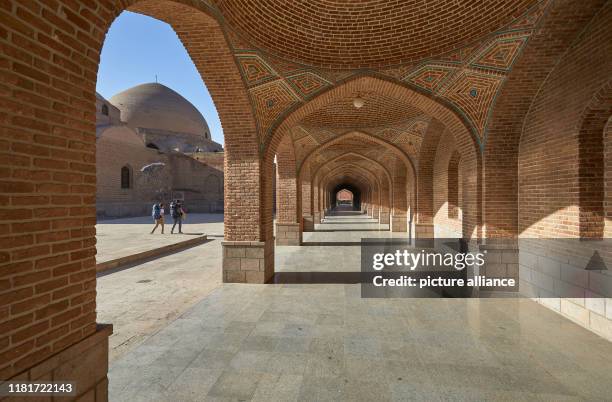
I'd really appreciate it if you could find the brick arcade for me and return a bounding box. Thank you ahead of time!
[0,1,611,401]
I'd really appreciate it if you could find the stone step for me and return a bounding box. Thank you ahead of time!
[96,235,208,273]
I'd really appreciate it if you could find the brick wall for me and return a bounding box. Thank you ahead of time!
[483,0,608,238]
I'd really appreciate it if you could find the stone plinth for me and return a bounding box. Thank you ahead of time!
[414,223,435,247]
[391,214,408,232]
[275,222,301,245]
[480,240,519,293]
[302,215,314,232]
[4,325,112,402]
[222,240,274,283]
[379,210,390,224]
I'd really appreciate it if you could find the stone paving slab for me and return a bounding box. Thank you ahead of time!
[108,283,612,402]
[102,211,612,401]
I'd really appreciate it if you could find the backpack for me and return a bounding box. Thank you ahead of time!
[170,202,181,218]
[152,204,161,219]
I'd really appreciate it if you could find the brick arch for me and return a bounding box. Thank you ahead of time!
[517,2,611,238]
[266,74,480,165]
[324,172,373,194]
[319,168,374,213]
[577,81,612,238]
[265,74,481,237]
[327,179,368,211]
[0,0,258,379]
[336,188,354,203]
[318,164,380,194]
[320,167,378,210]
[320,165,381,206]
[318,164,379,195]
[298,131,414,222]
[298,130,416,181]
[483,0,608,239]
[313,151,394,223]
[328,179,368,211]
[124,1,260,241]
[312,155,390,221]
[310,151,393,196]
[319,164,384,209]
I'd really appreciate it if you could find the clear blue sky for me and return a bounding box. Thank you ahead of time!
[96,11,224,144]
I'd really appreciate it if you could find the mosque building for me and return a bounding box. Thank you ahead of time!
[95,83,224,218]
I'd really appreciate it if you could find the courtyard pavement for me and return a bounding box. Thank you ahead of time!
[96,213,224,264]
[98,211,612,401]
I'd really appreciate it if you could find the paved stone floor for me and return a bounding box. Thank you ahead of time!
[97,239,223,362]
[96,213,224,264]
[100,211,612,401]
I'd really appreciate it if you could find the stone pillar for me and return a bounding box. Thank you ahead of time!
[302,215,314,232]
[222,240,274,283]
[276,222,302,245]
[391,213,408,232]
[313,211,321,224]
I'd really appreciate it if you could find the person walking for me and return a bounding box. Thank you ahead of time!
[170,200,184,234]
[150,202,165,234]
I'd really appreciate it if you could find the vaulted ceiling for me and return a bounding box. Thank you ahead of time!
[198,0,549,185]
[212,0,536,69]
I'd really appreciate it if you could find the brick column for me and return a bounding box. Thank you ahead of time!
[300,170,314,232]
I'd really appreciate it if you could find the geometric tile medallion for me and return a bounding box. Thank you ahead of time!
[250,80,301,138]
[471,36,527,71]
[285,72,332,99]
[441,71,504,139]
[405,65,456,93]
[236,53,278,87]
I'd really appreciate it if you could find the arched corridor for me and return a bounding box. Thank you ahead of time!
[1,1,612,400]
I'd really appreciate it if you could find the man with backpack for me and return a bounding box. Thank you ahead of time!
[150,202,165,234]
[170,200,185,234]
